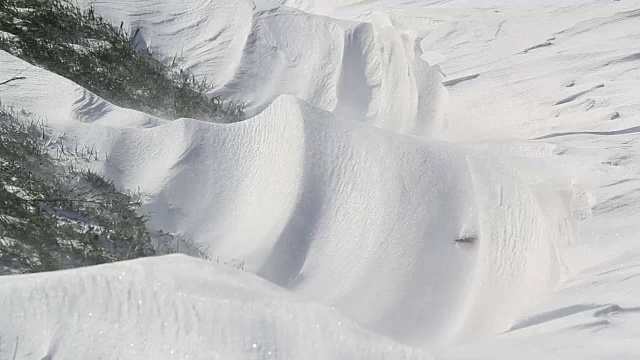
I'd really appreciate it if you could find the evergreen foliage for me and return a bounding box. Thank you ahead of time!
[0,0,244,122]
[0,106,155,274]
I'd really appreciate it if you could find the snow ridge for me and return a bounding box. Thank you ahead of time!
[78,0,447,136]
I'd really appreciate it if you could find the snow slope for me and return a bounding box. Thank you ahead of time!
[1,49,570,349]
[2,0,640,358]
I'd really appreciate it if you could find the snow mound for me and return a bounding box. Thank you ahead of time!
[0,51,164,129]
[0,255,430,360]
[75,0,447,136]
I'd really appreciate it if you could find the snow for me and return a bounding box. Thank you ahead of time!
[2,0,640,358]
[0,255,431,359]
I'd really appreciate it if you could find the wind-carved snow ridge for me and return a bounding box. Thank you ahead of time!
[76,0,448,137]
[0,45,574,357]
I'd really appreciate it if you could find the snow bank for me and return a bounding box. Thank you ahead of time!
[0,51,164,129]
[74,0,447,136]
[0,255,430,360]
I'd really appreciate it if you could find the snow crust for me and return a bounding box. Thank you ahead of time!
[2,0,640,358]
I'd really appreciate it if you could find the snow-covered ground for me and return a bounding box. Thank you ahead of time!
[2,0,640,358]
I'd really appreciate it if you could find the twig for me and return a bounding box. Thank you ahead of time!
[0,77,26,86]
[11,335,18,360]
[0,67,31,87]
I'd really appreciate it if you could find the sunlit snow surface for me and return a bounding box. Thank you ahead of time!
[2,0,640,358]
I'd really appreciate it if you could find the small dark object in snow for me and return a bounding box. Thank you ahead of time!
[455,237,477,243]
[0,76,26,86]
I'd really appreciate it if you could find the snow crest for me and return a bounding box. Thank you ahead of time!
[76,0,448,136]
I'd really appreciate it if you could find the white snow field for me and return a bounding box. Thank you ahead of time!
[1,0,640,358]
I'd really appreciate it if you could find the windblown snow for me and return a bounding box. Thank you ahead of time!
[2,0,640,359]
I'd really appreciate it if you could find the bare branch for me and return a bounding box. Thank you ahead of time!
[0,76,26,86]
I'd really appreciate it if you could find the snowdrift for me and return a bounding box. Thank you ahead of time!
[0,255,430,360]
[74,0,448,137]
[1,49,571,351]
